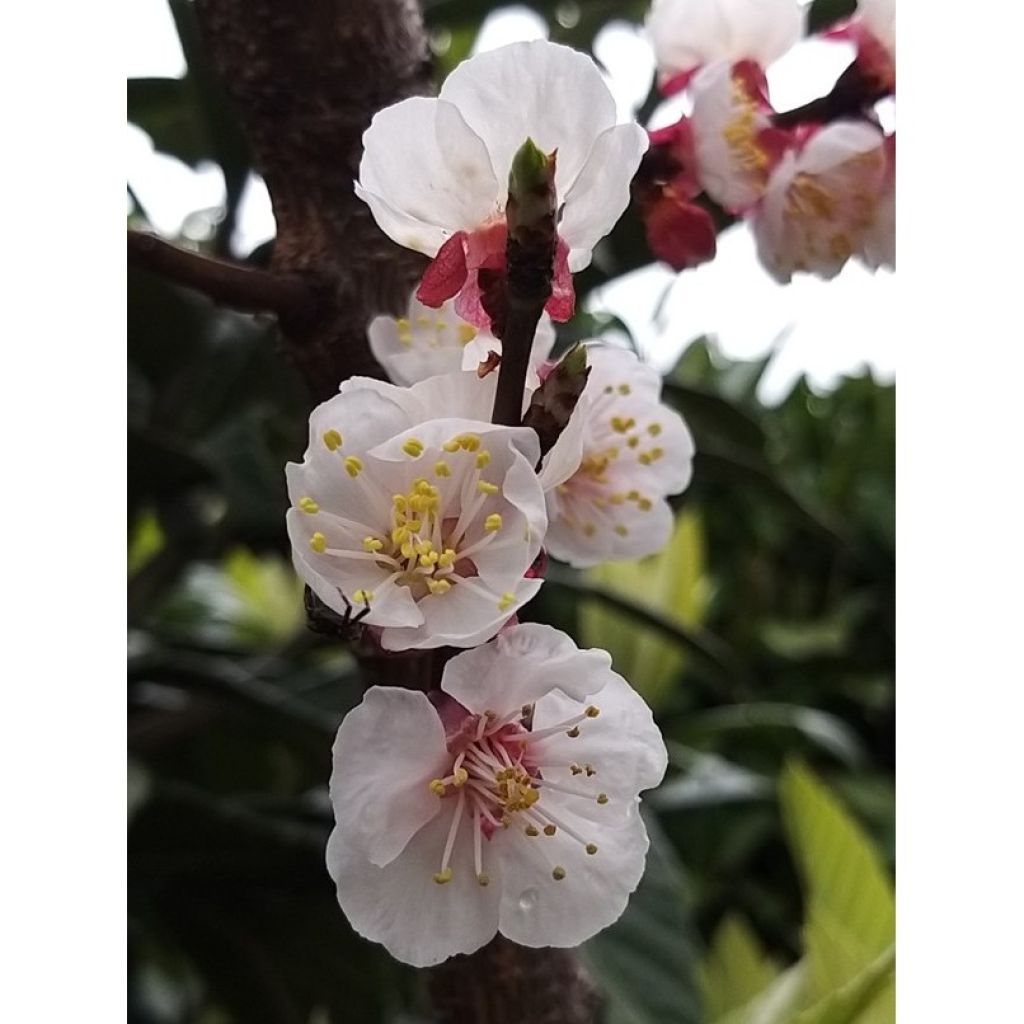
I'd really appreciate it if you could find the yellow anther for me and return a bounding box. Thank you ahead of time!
[404,520,422,533]
[437,549,456,569]
[596,793,609,805]
[428,578,452,595]
[585,765,596,777]
[618,383,631,395]
[586,843,598,855]
[362,537,384,552]
[614,524,629,537]
[353,589,373,605]
[543,824,556,837]
[298,496,319,514]
[611,416,636,434]
[498,592,515,612]
[552,866,566,881]
[344,455,363,477]
[429,779,446,796]
[475,450,491,469]
[415,315,432,327]
[420,552,440,568]
[627,490,640,501]
[477,873,490,886]
[567,726,580,738]
[401,539,416,559]
[627,435,640,449]
[609,493,626,505]
[459,433,481,452]
[434,460,451,477]
[322,429,342,451]
[477,481,499,496]
[402,438,425,458]
[648,423,662,436]
[638,498,653,511]
[570,763,583,776]
[453,767,469,787]
[582,524,596,538]
[484,514,503,533]
[433,868,453,885]
[309,532,327,554]
[458,324,477,345]
[395,317,411,332]
[442,438,461,452]
[586,706,600,718]
[392,493,408,510]
[525,825,540,837]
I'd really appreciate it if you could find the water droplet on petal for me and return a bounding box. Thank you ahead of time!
[517,887,539,912]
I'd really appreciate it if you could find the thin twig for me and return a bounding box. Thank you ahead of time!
[127,229,315,321]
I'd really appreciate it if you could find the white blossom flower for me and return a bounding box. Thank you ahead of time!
[751,121,891,283]
[829,0,895,92]
[539,346,695,568]
[326,623,667,966]
[689,58,790,213]
[368,289,556,388]
[286,374,547,650]
[646,0,804,92]
[356,40,648,328]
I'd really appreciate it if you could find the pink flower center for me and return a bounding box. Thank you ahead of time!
[427,702,607,886]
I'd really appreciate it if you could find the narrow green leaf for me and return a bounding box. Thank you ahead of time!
[702,916,784,1020]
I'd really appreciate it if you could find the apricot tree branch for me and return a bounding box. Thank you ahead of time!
[128,229,315,321]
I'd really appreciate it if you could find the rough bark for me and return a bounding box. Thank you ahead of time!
[187,3,600,1021]
[193,0,430,402]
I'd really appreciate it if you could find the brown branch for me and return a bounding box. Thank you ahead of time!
[128,229,315,321]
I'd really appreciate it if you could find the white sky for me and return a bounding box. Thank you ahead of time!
[127,0,895,404]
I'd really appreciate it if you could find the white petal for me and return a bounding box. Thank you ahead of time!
[439,40,618,200]
[379,577,544,651]
[329,687,449,867]
[327,802,503,967]
[354,182,449,258]
[496,798,650,948]
[358,97,500,253]
[530,672,668,798]
[858,0,895,57]
[559,123,649,271]
[538,387,588,492]
[441,623,614,713]
[647,0,804,78]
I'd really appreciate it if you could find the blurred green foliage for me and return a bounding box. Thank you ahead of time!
[129,2,893,1022]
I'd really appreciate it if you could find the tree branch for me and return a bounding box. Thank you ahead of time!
[128,229,315,321]
[772,60,891,129]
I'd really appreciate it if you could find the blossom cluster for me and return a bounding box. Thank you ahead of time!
[282,9,894,968]
[640,0,895,281]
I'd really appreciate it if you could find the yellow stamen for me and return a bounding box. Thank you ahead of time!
[525,825,539,837]
[344,455,363,477]
[475,450,491,469]
[552,866,566,881]
[429,779,446,796]
[322,429,342,451]
[498,592,515,612]
[543,824,556,837]
[596,793,609,805]
[648,423,662,436]
[618,383,631,395]
[477,481,499,496]
[586,843,598,855]
[362,537,383,552]
[477,873,490,886]
[458,324,477,345]
[586,706,600,718]
[611,416,636,434]
[433,868,453,885]
[428,578,452,595]
[298,496,319,514]
[352,589,373,605]
[567,726,580,738]
[402,438,425,458]
[614,524,629,537]
[437,549,457,569]
[453,767,469,787]
[434,460,451,477]
[309,532,327,554]
[484,514,503,532]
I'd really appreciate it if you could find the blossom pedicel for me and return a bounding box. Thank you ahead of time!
[355,40,647,331]
[327,624,668,966]
[286,374,547,650]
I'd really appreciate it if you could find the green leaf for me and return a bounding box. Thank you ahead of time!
[794,945,895,1024]
[584,813,702,1024]
[778,765,892,970]
[651,745,772,811]
[579,512,710,708]
[701,915,783,1020]
[128,76,209,166]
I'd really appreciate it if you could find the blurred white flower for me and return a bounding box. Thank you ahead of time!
[646,0,804,92]
[751,121,892,283]
[285,374,546,650]
[368,290,556,388]
[356,40,647,328]
[540,346,694,567]
[327,623,667,966]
